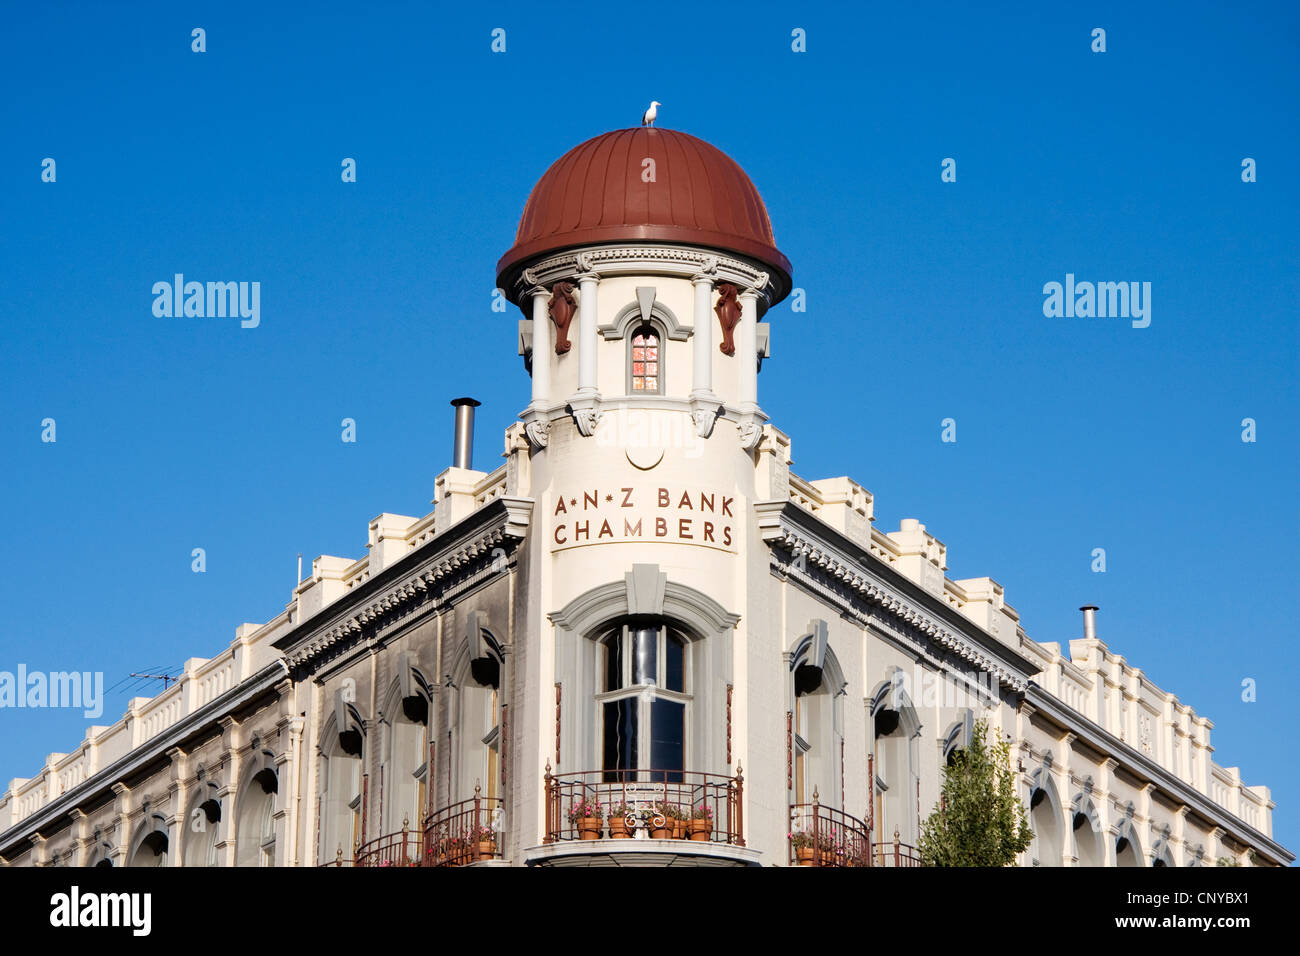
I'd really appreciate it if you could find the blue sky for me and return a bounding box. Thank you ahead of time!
[1,2,1296,856]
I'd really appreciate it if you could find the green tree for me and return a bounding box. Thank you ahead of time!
[918,718,1033,867]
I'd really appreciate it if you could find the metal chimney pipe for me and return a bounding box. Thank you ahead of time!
[450,398,480,470]
[1080,605,1099,641]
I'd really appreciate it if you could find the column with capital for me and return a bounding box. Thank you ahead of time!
[529,286,552,406]
[735,273,769,449]
[1057,733,1077,864]
[690,270,722,437]
[524,285,553,448]
[737,288,759,408]
[569,261,602,436]
[1098,757,1118,865]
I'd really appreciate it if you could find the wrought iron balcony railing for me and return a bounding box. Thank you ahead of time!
[788,793,922,867]
[354,821,424,867]
[543,763,744,846]
[873,830,923,867]
[422,788,505,866]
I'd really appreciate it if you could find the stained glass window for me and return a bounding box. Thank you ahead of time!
[630,327,660,392]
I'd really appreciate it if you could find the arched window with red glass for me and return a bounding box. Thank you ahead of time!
[629,325,662,394]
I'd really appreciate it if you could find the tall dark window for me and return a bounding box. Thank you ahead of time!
[597,623,690,781]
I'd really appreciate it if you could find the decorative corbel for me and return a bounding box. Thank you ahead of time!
[569,402,603,437]
[548,282,576,354]
[691,403,721,438]
[524,418,550,450]
[715,282,741,356]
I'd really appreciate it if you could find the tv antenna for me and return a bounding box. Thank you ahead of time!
[128,671,178,690]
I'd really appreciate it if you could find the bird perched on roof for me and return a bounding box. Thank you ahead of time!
[641,101,660,127]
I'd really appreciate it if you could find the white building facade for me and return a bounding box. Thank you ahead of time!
[0,128,1289,869]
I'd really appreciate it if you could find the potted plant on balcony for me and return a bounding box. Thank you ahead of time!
[689,803,713,841]
[568,798,604,840]
[649,802,673,839]
[608,801,634,838]
[789,830,819,866]
[668,803,689,839]
[470,824,497,859]
[435,832,465,866]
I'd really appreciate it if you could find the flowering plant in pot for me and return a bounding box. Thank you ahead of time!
[689,803,714,841]
[567,798,604,839]
[649,802,674,839]
[665,803,689,838]
[469,824,497,858]
[607,801,634,838]
[789,830,823,865]
[434,829,465,866]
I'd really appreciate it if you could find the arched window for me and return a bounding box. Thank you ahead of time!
[1029,780,1063,866]
[183,792,221,868]
[1115,819,1144,867]
[941,711,975,768]
[236,768,277,867]
[1152,836,1175,867]
[597,621,690,781]
[129,828,168,867]
[88,834,114,867]
[788,623,845,809]
[871,677,921,850]
[321,714,364,864]
[452,625,504,804]
[386,687,430,833]
[1072,799,1104,867]
[549,572,738,792]
[628,325,662,394]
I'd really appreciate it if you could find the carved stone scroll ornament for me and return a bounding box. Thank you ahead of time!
[692,404,720,439]
[524,418,550,449]
[738,419,763,450]
[548,282,577,354]
[714,282,741,356]
[571,405,602,437]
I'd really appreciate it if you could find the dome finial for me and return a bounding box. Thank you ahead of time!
[641,101,661,127]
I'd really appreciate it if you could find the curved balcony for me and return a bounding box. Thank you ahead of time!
[354,822,424,868]
[530,764,757,866]
[422,790,506,867]
[788,796,922,867]
[872,829,923,867]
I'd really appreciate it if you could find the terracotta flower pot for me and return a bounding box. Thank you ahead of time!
[673,817,687,839]
[477,839,495,858]
[689,819,712,842]
[650,819,672,839]
[796,846,815,866]
[577,817,602,840]
[608,817,630,839]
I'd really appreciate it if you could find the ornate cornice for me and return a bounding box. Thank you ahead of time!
[511,244,777,314]
[763,506,1032,694]
[1026,684,1293,866]
[283,501,531,671]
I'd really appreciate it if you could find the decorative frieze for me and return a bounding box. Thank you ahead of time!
[285,506,531,671]
[767,522,1030,693]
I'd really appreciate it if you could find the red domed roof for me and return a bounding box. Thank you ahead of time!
[497,128,791,300]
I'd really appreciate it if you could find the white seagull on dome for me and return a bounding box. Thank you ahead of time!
[641,100,660,127]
